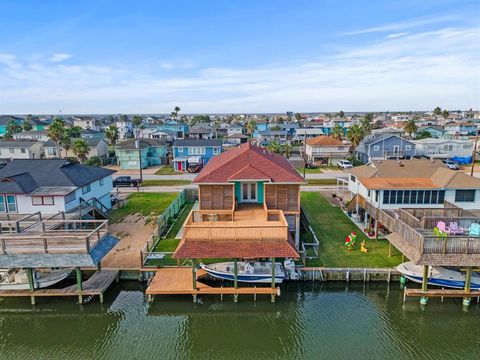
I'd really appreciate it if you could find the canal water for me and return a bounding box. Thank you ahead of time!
[0,282,479,360]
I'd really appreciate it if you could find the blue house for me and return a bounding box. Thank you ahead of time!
[116,138,167,169]
[417,126,445,139]
[157,120,189,139]
[0,115,24,137]
[172,139,223,171]
[355,134,416,163]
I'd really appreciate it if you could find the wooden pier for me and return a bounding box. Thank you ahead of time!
[404,287,480,300]
[0,270,119,304]
[145,267,280,302]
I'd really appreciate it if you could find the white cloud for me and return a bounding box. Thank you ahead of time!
[0,27,479,113]
[49,53,72,62]
[385,32,408,39]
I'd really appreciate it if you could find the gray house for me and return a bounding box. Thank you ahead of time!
[355,134,416,163]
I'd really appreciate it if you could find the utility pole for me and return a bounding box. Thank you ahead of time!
[136,130,143,190]
[303,130,307,179]
[471,130,479,177]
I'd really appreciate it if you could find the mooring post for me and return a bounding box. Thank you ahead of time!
[420,265,428,305]
[233,259,238,303]
[26,268,36,305]
[463,266,473,307]
[76,267,83,304]
[192,259,197,290]
[271,257,275,289]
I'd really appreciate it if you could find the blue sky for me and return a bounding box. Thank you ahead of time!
[0,0,478,114]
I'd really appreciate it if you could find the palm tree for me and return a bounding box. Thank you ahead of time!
[105,124,119,145]
[68,126,82,138]
[72,139,90,164]
[360,116,372,135]
[132,115,143,138]
[173,106,181,119]
[347,124,364,148]
[403,118,418,137]
[282,143,293,158]
[61,132,72,158]
[331,124,344,141]
[48,118,66,157]
[266,141,281,154]
[246,120,256,135]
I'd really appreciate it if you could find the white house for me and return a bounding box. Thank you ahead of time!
[116,120,133,139]
[73,116,101,131]
[305,135,350,166]
[346,159,480,210]
[294,128,324,140]
[0,140,44,160]
[227,124,244,137]
[13,130,50,142]
[0,159,115,215]
[391,115,411,122]
[412,138,474,159]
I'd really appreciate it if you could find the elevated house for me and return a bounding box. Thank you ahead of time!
[355,134,416,164]
[187,126,215,140]
[412,138,474,159]
[115,119,133,139]
[0,159,115,215]
[172,139,223,171]
[173,142,303,273]
[115,138,167,169]
[305,136,350,166]
[444,122,478,136]
[157,120,189,139]
[227,124,244,137]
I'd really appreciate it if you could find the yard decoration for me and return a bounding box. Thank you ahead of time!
[360,240,368,253]
[345,232,357,250]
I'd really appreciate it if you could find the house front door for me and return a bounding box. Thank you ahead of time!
[393,145,400,156]
[241,182,257,203]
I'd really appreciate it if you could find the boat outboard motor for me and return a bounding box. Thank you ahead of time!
[245,262,255,274]
[283,259,299,280]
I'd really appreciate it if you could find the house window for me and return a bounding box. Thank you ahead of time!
[6,195,16,212]
[65,191,76,204]
[213,147,219,155]
[47,147,56,156]
[32,196,54,206]
[383,190,445,205]
[21,148,26,153]
[455,189,475,202]
[0,195,5,212]
[9,148,14,154]
[350,175,356,182]
[373,145,380,151]
[82,184,91,194]
[178,147,183,153]
[405,145,411,150]
[99,178,104,186]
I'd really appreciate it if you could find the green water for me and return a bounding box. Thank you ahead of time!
[0,282,479,360]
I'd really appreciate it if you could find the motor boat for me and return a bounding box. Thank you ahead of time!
[0,268,73,290]
[200,260,298,284]
[397,261,480,290]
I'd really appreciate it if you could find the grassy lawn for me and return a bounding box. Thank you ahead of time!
[305,179,337,186]
[154,165,181,175]
[141,179,192,186]
[301,192,402,268]
[109,192,177,223]
[296,166,323,174]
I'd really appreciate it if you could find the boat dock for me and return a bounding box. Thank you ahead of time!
[403,286,480,302]
[145,267,280,302]
[0,270,119,304]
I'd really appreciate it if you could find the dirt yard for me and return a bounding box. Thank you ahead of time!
[101,214,155,269]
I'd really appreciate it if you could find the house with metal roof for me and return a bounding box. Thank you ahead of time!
[172,139,223,171]
[0,159,115,215]
[115,138,167,170]
[173,142,303,268]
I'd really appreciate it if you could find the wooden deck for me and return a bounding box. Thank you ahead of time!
[145,267,280,301]
[0,270,119,304]
[404,287,480,299]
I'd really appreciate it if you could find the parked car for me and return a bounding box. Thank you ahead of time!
[187,163,203,173]
[113,176,141,187]
[442,159,459,170]
[337,160,353,169]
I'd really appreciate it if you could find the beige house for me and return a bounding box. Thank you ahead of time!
[305,135,350,165]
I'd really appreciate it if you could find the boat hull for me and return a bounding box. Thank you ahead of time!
[200,262,286,284]
[0,269,72,290]
[397,262,480,290]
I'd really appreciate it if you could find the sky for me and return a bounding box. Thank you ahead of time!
[0,0,479,114]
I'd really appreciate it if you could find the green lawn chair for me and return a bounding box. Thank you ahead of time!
[468,223,480,237]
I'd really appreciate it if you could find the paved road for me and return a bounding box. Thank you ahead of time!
[114,184,340,193]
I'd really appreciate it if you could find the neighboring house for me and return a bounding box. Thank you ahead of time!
[157,120,189,139]
[0,140,43,160]
[30,118,50,131]
[391,115,411,122]
[13,130,50,142]
[0,159,115,214]
[417,126,446,139]
[370,127,405,137]
[42,139,61,159]
[268,122,298,136]
[0,115,23,137]
[80,129,105,140]
[355,134,416,163]
[412,138,474,159]
[73,137,109,160]
[172,139,223,171]
[140,128,173,142]
[254,119,268,132]
[172,142,304,267]
[346,159,480,210]
[294,128,325,141]
[187,126,215,140]
[116,120,133,139]
[115,138,167,169]
[305,136,350,166]
[444,122,478,136]
[256,130,289,144]
[227,124,244,137]
[73,116,101,131]
[227,133,249,145]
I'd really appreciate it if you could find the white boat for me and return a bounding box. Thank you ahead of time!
[0,269,73,290]
[200,260,296,284]
[397,261,480,290]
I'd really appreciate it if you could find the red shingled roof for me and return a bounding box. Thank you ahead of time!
[193,142,304,184]
[173,239,299,259]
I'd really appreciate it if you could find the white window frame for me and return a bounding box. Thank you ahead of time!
[373,145,380,151]
[405,145,411,150]
[213,147,219,155]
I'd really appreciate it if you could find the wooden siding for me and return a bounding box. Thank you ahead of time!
[198,185,234,210]
[265,184,300,213]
